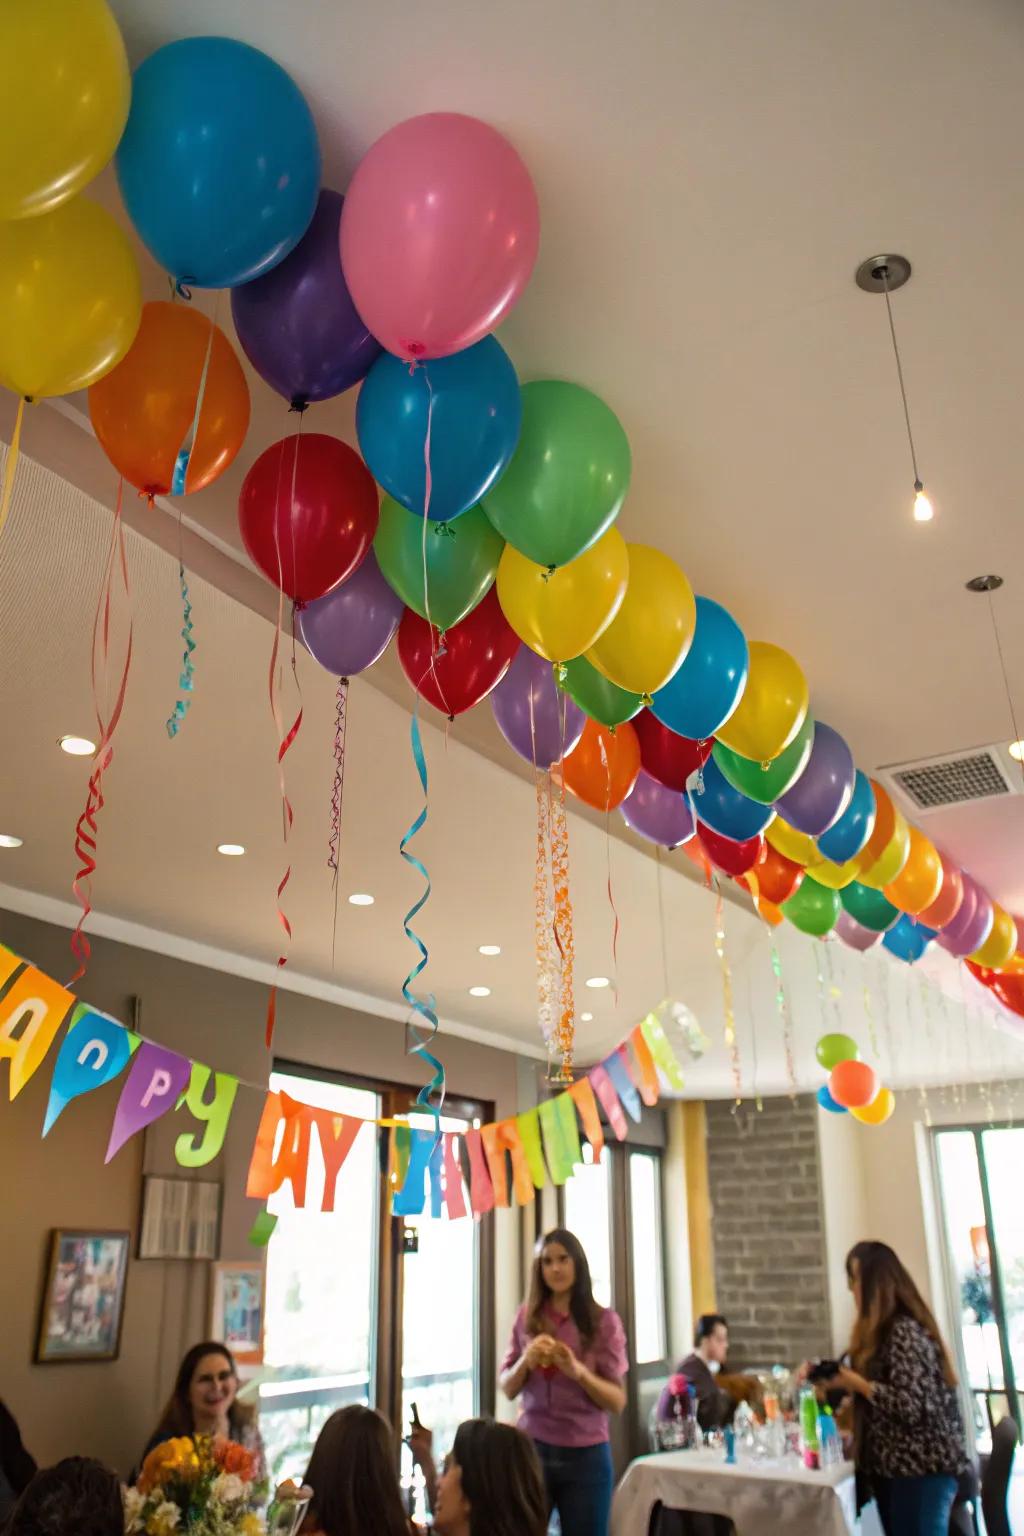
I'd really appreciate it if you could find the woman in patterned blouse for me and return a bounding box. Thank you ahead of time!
[825,1241,967,1536]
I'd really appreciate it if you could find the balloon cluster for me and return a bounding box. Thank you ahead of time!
[814,1034,894,1126]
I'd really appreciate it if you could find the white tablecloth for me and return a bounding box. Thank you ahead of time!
[611,1448,858,1536]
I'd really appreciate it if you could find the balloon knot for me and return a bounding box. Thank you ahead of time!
[293,599,308,613]
[434,521,456,539]
[447,713,455,724]
[289,397,309,414]
[173,278,194,301]
[138,488,157,508]
[556,662,569,686]
[23,395,34,406]
[760,759,772,772]
[405,341,427,358]
[641,693,654,708]
[542,564,556,582]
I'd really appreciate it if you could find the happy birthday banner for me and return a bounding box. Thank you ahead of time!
[0,943,686,1220]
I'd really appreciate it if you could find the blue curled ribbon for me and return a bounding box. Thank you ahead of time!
[400,712,446,1135]
[165,562,196,738]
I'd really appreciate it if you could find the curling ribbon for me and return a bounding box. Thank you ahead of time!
[550,770,576,1080]
[534,766,556,1047]
[69,480,134,985]
[399,712,446,1128]
[165,560,196,737]
[327,677,349,879]
[170,296,219,494]
[429,1136,445,1218]
[264,604,303,1048]
[714,888,743,1103]
[597,733,620,1004]
[770,940,797,1096]
[0,395,25,541]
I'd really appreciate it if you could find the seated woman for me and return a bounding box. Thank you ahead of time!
[5,1456,123,1536]
[300,1404,414,1536]
[141,1340,265,1480]
[432,1418,548,1536]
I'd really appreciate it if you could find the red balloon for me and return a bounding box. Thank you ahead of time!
[697,824,762,877]
[238,433,379,602]
[398,587,519,717]
[753,839,804,905]
[829,1059,879,1110]
[631,711,712,791]
[991,974,1024,1018]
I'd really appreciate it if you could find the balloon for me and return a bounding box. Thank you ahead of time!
[621,771,695,849]
[781,876,840,936]
[0,0,129,220]
[713,716,814,804]
[562,719,641,812]
[117,38,320,288]
[851,1088,895,1126]
[937,876,994,958]
[483,381,631,568]
[747,893,785,927]
[857,782,910,890]
[989,973,1024,1019]
[496,527,628,662]
[340,112,539,362]
[817,770,876,863]
[397,587,518,717]
[765,815,818,867]
[829,1059,879,1110]
[835,910,882,952]
[491,647,585,769]
[0,197,140,398]
[806,854,860,890]
[650,596,749,741]
[297,551,403,676]
[882,914,935,963]
[698,826,762,877]
[969,905,1018,969]
[688,756,776,842]
[89,302,250,497]
[817,1084,847,1115]
[357,336,521,522]
[230,190,380,407]
[586,545,696,696]
[883,828,943,916]
[840,881,900,934]
[560,658,642,729]
[918,856,964,931]
[752,841,804,905]
[374,498,504,631]
[238,434,379,603]
[775,722,855,837]
[714,641,809,763]
[816,1033,859,1071]
[633,712,712,792]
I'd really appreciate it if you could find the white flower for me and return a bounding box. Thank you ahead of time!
[211,1473,246,1504]
[122,1486,146,1533]
[153,1502,181,1530]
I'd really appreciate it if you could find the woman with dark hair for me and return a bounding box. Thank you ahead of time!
[300,1405,414,1536]
[5,1456,122,1536]
[141,1340,265,1479]
[825,1240,968,1536]
[432,1418,547,1536]
[500,1228,627,1536]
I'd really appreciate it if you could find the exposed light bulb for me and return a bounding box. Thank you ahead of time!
[1009,740,1024,763]
[913,481,934,523]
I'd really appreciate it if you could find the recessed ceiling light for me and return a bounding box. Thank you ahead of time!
[0,834,23,849]
[468,985,491,998]
[478,944,501,956]
[217,843,245,857]
[580,1011,594,1022]
[348,893,374,907]
[58,734,96,757]
[585,976,611,989]
[1009,741,1024,763]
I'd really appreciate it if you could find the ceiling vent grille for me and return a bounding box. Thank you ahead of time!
[880,747,1020,813]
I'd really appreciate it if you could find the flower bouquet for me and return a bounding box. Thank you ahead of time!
[124,1435,266,1536]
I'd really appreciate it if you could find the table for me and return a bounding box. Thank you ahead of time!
[611,1448,859,1536]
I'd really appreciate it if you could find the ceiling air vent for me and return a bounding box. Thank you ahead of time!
[879,746,1021,814]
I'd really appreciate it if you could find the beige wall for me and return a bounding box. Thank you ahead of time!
[816,1105,869,1353]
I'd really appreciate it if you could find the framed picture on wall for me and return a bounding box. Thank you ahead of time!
[36,1229,130,1363]
[209,1262,265,1367]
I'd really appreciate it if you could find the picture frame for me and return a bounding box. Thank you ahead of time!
[209,1261,265,1367]
[138,1175,220,1260]
[36,1229,130,1363]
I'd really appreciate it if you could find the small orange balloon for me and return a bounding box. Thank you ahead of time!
[829,1058,879,1110]
[753,840,804,906]
[89,299,251,497]
[884,827,943,915]
[562,718,640,812]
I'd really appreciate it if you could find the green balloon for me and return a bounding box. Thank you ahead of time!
[781,875,840,936]
[482,380,631,568]
[560,657,643,728]
[840,880,900,933]
[373,497,504,631]
[713,716,816,804]
[815,1032,860,1071]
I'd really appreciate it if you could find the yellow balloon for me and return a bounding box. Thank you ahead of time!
[714,641,809,762]
[806,855,860,890]
[970,905,1018,969]
[0,197,141,399]
[858,816,911,890]
[0,0,130,220]
[851,1087,895,1126]
[766,815,818,866]
[586,543,696,695]
[496,526,628,663]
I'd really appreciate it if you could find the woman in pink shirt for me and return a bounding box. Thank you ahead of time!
[500,1228,627,1536]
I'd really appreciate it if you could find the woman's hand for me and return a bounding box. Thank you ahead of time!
[407,1422,433,1472]
[523,1334,556,1371]
[827,1365,873,1400]
[551,1341,583,1381]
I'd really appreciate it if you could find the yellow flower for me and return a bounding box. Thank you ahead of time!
[240,1513,265,1536]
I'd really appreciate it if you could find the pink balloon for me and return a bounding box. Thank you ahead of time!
[340,112,540,362]
[937,875,994,957]
[835,910,881,952]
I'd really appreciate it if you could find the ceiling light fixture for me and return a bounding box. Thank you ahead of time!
[966,575,1023,790]
[58,734,96,757]
[585,976,611,989]
[348,893,374,906]
[0,834,24,849]
[856,254,933,523]
[478,944,501,956]
[1008,740,1024,764]
[468,985,491,998]
[580,1011,594,1022]
[217,843,245,857]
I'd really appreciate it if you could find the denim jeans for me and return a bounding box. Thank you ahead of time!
[874,1474,958,1536]
[534,1439,614,1536]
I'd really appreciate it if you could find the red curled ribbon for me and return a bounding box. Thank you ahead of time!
[265,608,303,1049]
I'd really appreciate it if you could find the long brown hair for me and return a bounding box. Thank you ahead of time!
[451,1418,547,1536]
[847,1241,957,1386]
[525,1228,601,1346]
[149,1342,254,1445]
[303,1405,408,1536]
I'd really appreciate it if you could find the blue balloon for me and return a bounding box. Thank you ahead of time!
[688,756,776,841]
[357,338,522,522]
[883,914,936,964]
[44,1009,135,1136]
[650,596,748,741]
[817,769,876,863]
[817,1084,847,1114]
[117,38,321,289]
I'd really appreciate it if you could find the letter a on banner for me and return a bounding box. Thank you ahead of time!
[0,964,76,1099]
[246,1092,313,1208]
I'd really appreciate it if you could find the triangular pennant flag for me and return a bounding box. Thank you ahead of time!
[515,1106,548,1188]
[629,1024,661,1107]
[568,1077,605,1162]
[588,1063,629,1141]
[464,1127,495,1215]
[443,1132,468,1220]
[106,1041,192,1162]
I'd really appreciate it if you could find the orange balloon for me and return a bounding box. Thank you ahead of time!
[918,856,964,930]
[562,719,640,812]
[829,1058,879,1110]
[883,828,943,915]
[753,840,804,906]
[89,299,250,497]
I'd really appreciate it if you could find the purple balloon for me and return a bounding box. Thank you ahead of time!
[231,189,381,405]
[298,551,403,676]
[491,647,585,768]
[620,770,696,849]
[774,721,854,836]
[937,875,994,957]
[835,910,882,952]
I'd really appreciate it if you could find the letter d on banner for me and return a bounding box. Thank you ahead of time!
[106,1041,191,1161]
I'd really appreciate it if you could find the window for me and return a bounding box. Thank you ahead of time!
[563,1140,612,1306]
[629,1151,667,1364]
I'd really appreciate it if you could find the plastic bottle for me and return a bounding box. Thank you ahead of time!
[799,1386,820,1469]
[818,1405,840,1468]
[763,1388,785,1459]
[686,1383,699,1448]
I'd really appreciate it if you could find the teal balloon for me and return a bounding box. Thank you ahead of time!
[841,880,900,933]
[560,656,643,728]
[482,380,631,568]
[782,875,840,936]
[713,716,815,805]
[44,1008,134,1135]
[883,913,936,964]
[373,498,504,631]
[650,596,749,741]
[817,1084,847,1114]
[689,754,776,841]
[817,770,876,863]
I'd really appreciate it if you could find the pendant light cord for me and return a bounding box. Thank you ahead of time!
[986,590,1024,785]
[881,266,923,489]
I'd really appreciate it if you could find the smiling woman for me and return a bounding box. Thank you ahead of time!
[139,1341,266,1483]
